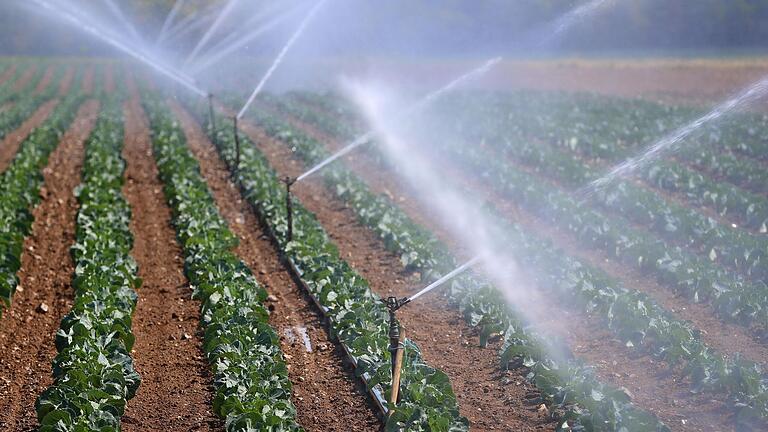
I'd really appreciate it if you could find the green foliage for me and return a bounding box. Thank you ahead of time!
[0,80,84,318]
[36,98,141,431]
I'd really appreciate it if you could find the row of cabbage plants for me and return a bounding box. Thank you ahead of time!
[36,97,141,431]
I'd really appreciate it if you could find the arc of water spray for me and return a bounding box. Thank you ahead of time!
[189,2,300,75]
[581,74,768,197]
[25,0,206,97]
[295,57,502,183]
[237,0,329,120]
[184,0,241,68]
[156,0,187,46]
[102,0,144,45]
[539,0,615,47]
[161,2,220,48]
[407,256,482,302]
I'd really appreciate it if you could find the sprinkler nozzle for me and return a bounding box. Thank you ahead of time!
[383,296,411,313]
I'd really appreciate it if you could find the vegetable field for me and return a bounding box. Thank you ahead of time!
[0,57,767,432]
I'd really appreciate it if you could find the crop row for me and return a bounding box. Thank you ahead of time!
[0,64,68,142]
[450,90,768,191]
[0,88,85,317]
[427,106,768,330]
[283,89,768,243]
[465,121,768,327]
[261,95,768,427]
[142,95,303,431]
[444,92,768,231]
[228,100,670,431]
[431,97,768,284]
[189,98,474,431]
[36,97,142,431]
[0,63,36,104]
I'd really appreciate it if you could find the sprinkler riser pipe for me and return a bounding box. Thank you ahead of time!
[284,177,294,243]
[232,116,240,170]
[388,307,400,380]
[207,93,217,143]
[383,296,410,408]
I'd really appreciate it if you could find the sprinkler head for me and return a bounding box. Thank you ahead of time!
[383,296,411,314]
[283,176,296,187]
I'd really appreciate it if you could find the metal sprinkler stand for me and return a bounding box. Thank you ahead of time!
[232,116,241,170]
[383,296,410,411]
[207,93,217,142]
[283,176,296,242]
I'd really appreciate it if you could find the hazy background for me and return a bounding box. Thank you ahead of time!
[1,0,767,58]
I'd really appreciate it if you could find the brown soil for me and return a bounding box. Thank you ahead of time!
[231,116,560,431]
[12,66,37,92]
[352,58,768,106]
[0,99,99,431]
[0,99,59,172]
[170,101,382,432]
[0,65,16,86]
[81,65,94,94]
[120,96,221,432]
[256,107,757,431]
[58,67,75,96]
[33,66,54,94]
[104,64,115,93]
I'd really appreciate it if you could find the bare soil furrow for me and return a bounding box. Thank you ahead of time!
[81,65,94,94]
[58,66,75,96]
[12,66,36,92]
[0,65,16,86]
[33,66,54,94]
[104,64,115,93]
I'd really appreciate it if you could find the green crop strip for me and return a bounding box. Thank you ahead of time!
[0,86,85,318]
[141,95,303,432]
[0,64,66,142]
[277,92,768,282]
[451,132,768,333]
[480,91,768,195]
[0,63,32,104]
[439,92,768,233]
[431,95,768,282]
[187,96,669,432]
[35,97,141,431]
[264,94,768,427]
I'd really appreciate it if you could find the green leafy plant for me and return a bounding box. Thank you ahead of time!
[36,96,141,431]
